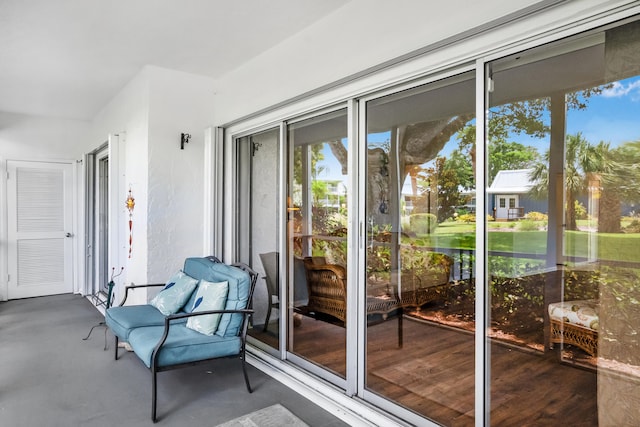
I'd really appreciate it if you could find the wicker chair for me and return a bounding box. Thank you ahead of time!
[397,252,453,309]
[302,257,347,323]
[302,252,453,323]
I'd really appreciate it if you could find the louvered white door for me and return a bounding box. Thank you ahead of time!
[7,161,73,299]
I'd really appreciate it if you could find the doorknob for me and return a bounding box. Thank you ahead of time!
[65,232,73,238]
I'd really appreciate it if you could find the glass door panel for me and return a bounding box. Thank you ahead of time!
[236,128,281,351]
[486,18,640,426]
[287,109,348,379]
[364,72,476,424]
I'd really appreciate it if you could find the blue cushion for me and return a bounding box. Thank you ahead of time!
[186,280,229,335]
[181,258,251,337]
[183,258,221,313]
[209,263,251,337]
[105,305,168,340]
[127,324,241,368]
[149,271,198,315]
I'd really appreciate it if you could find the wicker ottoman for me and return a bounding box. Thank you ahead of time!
[548,299,599,356]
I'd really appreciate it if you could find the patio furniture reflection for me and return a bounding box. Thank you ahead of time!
[259,252,279,332]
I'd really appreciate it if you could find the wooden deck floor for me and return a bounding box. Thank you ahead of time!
[251,314,599,426]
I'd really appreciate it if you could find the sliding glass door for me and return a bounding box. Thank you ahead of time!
[236,127,281,352]
[286,108,349,381]
[229,14,640,426]
[363,72,476,424]
[486,18,640,426]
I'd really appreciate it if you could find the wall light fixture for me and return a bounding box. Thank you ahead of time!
[181,133,191,149]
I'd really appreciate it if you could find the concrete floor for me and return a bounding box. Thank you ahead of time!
[0,294,349,427]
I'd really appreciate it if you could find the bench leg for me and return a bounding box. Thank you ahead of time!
[114,336,119,360]
[152,368,158,422]
[241,354,252,393]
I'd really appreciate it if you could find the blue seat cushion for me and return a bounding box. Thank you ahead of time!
[127,324,241,368]
[106,305,179,341]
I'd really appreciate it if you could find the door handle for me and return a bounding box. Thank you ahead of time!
[65,232,73,238]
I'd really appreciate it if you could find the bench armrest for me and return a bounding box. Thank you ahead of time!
[118,283,165,306]
[165,308,254,322]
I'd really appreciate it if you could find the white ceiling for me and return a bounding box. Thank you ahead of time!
[0,0,348,120]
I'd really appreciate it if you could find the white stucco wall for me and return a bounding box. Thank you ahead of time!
[146,66,215,283]
[89,68,150,302]
[88,65,215,299]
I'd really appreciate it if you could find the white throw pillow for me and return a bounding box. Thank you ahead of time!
[149,271,198,315]
[186,280,229,335]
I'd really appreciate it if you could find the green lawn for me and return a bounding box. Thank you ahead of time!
[409,221,640,263]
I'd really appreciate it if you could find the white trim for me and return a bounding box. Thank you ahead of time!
[83,144,109,298]
[0,157,7,301]
[356,98,367,397]
[479,2,640,65]
[213,127,225,259]
[223,128,235,262]
[202,127,225,260]
[345,98,358,398]
[73,158,83,295]
[360,388,441,427]
[285,352,346,389]
[82,152,93,297]
[203,127,214,256]
[474,58,489,427]
[107,133,127,303]
[278,121,287,360]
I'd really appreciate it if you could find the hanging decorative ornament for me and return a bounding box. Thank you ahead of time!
[126,187,135,258]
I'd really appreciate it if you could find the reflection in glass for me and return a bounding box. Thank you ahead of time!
[238,128,281,351]
[365,73,476,425]
[487,19,640,426]
[287,109,348,379]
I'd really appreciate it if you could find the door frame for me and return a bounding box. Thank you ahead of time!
[4,158,77,300]
[0,158,7,300]
[84,143,110,297]
[82,134,125,301]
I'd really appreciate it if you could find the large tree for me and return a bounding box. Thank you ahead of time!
[328,115,473,223]
[328,88,605,226]
[487,140,540,184]
[444,148,474,190]
[599,141,640,232]
[412,157,464,221]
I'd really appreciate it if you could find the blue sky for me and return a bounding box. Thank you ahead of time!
[316,76,640,182]
[506,77,640,154]
[567,77,640,146]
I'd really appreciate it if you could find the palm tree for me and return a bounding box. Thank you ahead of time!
[586,141,618,233]
[600,141,640,233]
[529,133,595,231]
